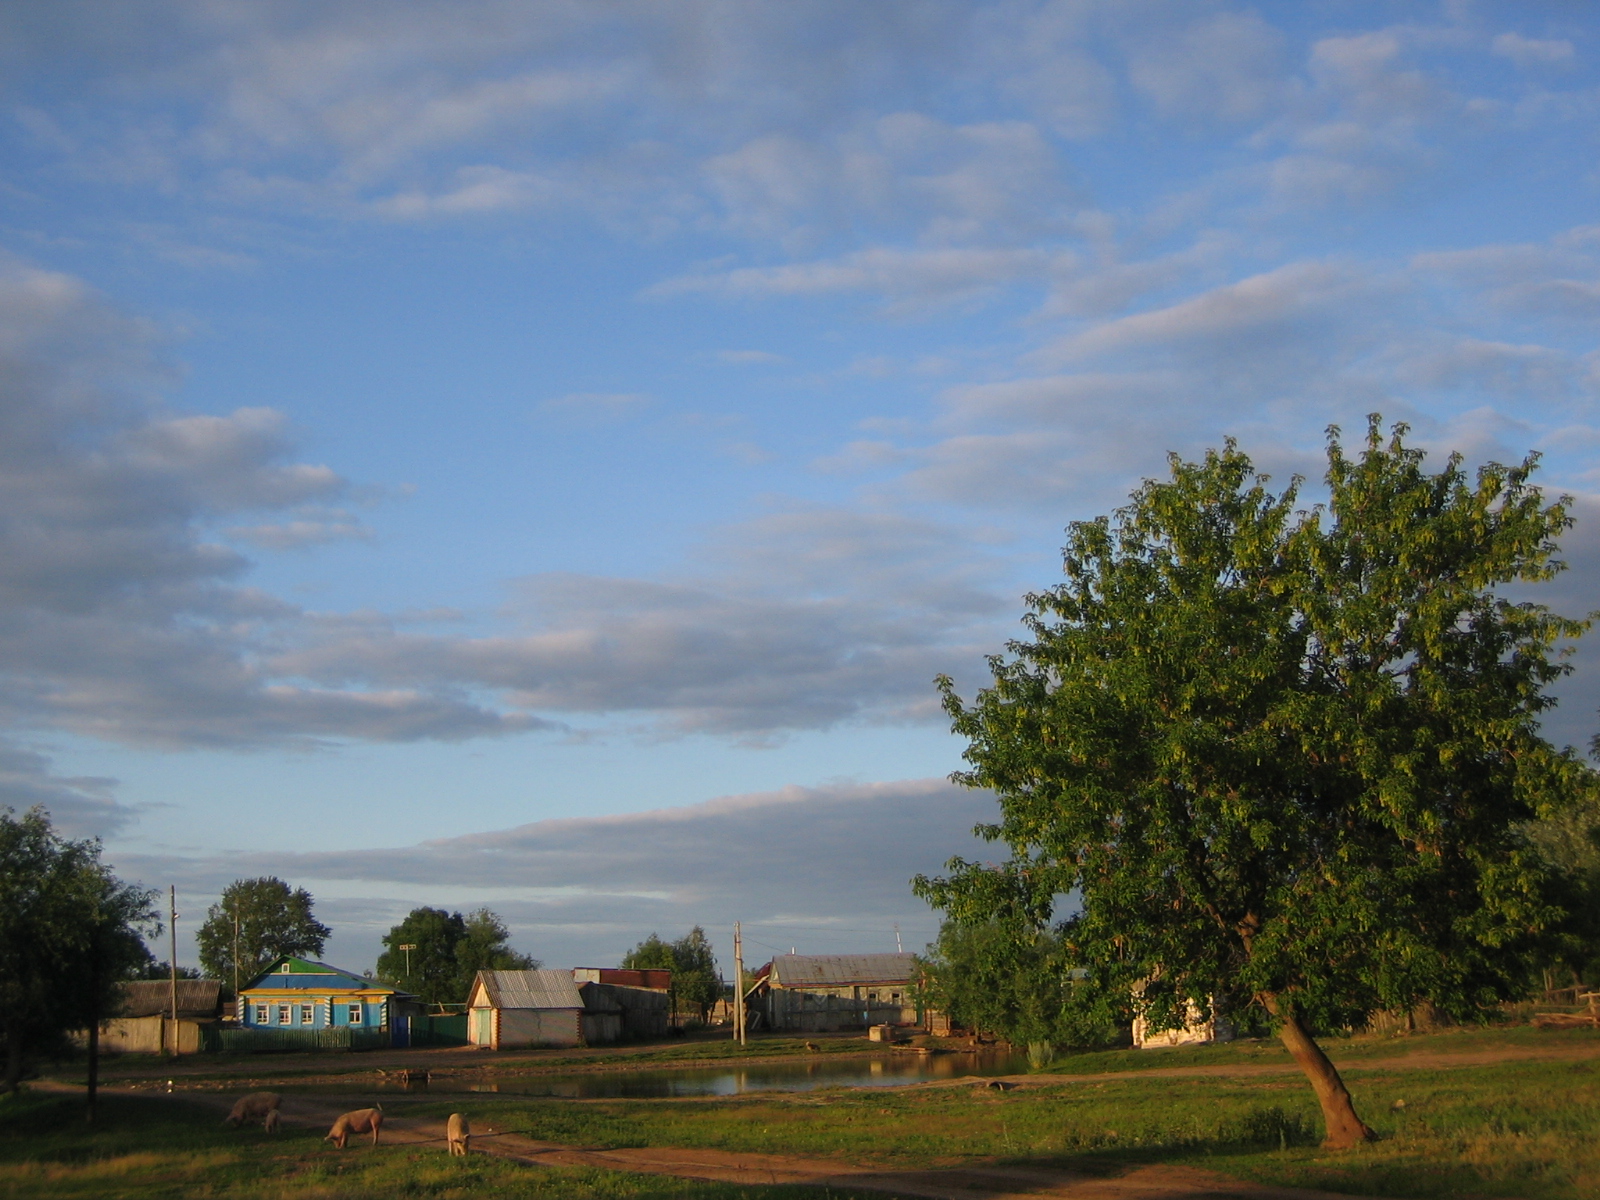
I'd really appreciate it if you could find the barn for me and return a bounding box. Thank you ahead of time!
[753,953,919,1032]
[467,969,586,1049]
[96,980,223,1054]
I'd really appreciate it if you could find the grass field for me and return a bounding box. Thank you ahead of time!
[7,1025,1600,1199]
[0,1093,877,1200]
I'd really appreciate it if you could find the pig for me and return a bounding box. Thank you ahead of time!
[324,1105,383,1149]
[224,1092,282,1130]
[446,1112,470,1156]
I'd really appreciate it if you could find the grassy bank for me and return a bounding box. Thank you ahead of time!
[406,1054,1600,1198]
[0,1093,875,1200]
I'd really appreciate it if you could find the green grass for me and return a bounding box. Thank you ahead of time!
[12,1026,1600,1199]
[1027,1021,1600,1076]
[0,1093,879,1200]
[405,1055,1600,1199]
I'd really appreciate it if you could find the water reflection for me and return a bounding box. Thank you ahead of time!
[418,1049,1028,1100]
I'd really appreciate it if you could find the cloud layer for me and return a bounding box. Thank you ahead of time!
[114,778,1000,970]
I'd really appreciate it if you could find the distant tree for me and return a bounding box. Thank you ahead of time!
[917,421,1591,1148]
[196,877,331,987]
[669,927,721,1021]
[622,927,720,1021]
[453,908,538,999]
[377,906,535,1004]
[0,807,159,1103]
[916,914,1114,1049]
[377,907,468,1004]
[131,961,202,982]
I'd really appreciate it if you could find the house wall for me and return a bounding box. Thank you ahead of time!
[240,995,388,1030]
[583,982,670,1039]
[496,1007,582,1048]
[766,984,917,1032]
[581,1012,624,1045]
[95,1016,204,1054]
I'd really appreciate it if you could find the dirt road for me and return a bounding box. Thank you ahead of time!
[209,1090,1364,1200]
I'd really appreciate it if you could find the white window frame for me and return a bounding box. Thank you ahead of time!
[254,1003,268,1025]
[276,1004,291,1025]
[347,1002,363,1025]
[300,1003,314,1025]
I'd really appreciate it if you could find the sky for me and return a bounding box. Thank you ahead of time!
[2,0,1599,976]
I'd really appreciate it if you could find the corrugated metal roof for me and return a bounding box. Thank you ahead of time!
[117,980,222,1019]
[478,969,584,1011]
[768,953,917,988]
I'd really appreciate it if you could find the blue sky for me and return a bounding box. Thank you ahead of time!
[2,0,1598,973]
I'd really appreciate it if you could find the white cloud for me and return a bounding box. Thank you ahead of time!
[0,255,534,749]
[1128,10,1290,124]
[1491,32,1575,69]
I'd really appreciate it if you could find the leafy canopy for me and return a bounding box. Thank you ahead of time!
[196,877,331,987]
[378,906,538,1004]
[917,421,1590,1141]
[622,926,720,1019]
[0,807,159,1093]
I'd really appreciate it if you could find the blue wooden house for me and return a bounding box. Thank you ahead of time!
[239,956,412,1033]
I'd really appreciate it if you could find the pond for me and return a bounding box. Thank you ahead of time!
[397,1049,1031,1099]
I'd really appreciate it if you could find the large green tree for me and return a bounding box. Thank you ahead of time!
[917,420,1591,1149]
[196,877,331,989]
[622,926,720,1020]
[377,906,536,1004]
[0,807,158,1102]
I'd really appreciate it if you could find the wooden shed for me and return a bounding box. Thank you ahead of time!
[467,969,585,1049]
[96,980,223,1054]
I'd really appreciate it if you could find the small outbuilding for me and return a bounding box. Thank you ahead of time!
[96,980,223,1054]
[572,968,672,1039]
[467,969,586,1049]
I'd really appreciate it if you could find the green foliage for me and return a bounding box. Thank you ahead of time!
[622,926,720,1019]
[130,961,202,981]
[1524,770,1600,985]
[916,916,1119,1049]
[0,806,158,1091]
[377,906,538,1005]
[195,877,331,987]
[918,420,1592,1046]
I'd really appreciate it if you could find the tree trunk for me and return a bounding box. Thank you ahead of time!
[85,1017,99,1123]
[0,1029,22,1095]
[1261,993,1375,1149]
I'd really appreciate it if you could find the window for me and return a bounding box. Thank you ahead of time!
[300,1004,314,1025]
[868,992,879,1003]
[891,992,901,1003]
[276,1004,291,1025]
[254,1004,268,1025]
[348,1003,363,1025]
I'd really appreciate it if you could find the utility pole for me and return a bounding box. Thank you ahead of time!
[733,923,746,1047]
[894,924,903,954]
[232,904,240,1014]
[399,943,417,979]
[168,886,179,1058]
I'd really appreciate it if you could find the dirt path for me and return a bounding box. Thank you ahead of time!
[198,1090,1360,1200]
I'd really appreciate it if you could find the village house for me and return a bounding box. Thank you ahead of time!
[467,969,587,1049]
[239,957,413,1038]
[92,980,223,1054]
[750,953,919,1032]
